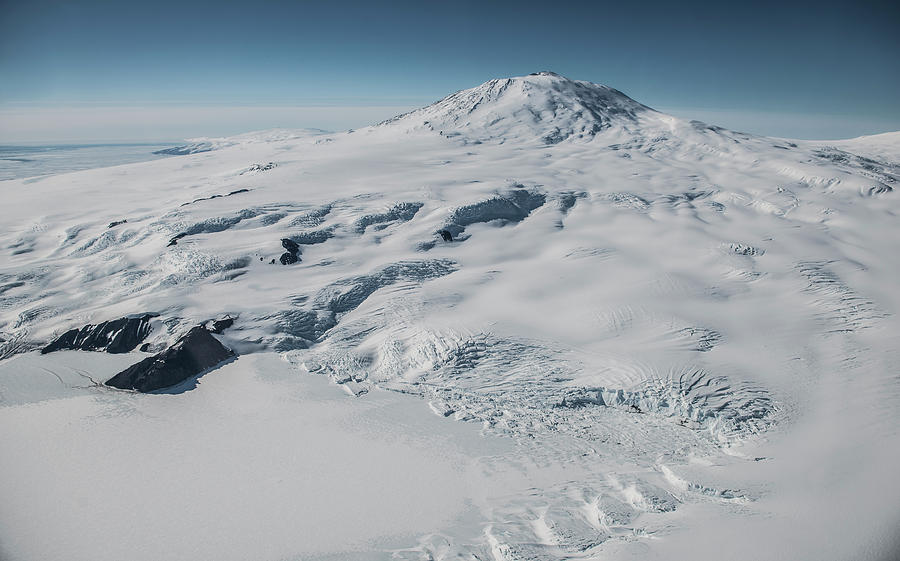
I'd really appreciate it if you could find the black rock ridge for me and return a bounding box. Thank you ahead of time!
[42,314,156,354]
[105,326,234,392]
[279,238,301,265]
[207,317,235,334]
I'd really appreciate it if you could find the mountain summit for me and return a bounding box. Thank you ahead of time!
[380,71,655,144]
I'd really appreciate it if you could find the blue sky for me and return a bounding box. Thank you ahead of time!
[1,0,898,142]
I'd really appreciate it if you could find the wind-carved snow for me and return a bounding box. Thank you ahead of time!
[353,201,424,233]
[294,310,772,444]
[287,204,332,228]
[271,259,457,350]
[795,261,884,332]
[165,208,263,244]
[601,192,652,211]
[442,185,546,238]
[1,72,899,561]
[811,147,897,195]
[285,226,335,246]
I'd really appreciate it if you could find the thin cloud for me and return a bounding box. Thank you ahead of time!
[0,105,418,143]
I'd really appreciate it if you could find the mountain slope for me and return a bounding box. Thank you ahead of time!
[378,71,655,144]
[1,73,899,561]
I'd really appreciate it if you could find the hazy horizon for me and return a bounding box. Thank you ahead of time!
[2,0,897,143]
[2,97,898,145]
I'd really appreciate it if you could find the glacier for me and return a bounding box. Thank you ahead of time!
[1,72,899,561]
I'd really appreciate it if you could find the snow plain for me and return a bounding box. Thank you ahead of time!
[1,72,899,560]
[0,143,175,181]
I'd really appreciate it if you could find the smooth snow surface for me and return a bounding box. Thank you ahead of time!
[0,143,175,181]
[1,72,899,560]
[153,128,328,155]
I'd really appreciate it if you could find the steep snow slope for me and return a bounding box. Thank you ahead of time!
[380,71,652,144]
[1,73,899,561]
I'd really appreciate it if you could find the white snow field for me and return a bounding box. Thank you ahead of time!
[1,72,899,560]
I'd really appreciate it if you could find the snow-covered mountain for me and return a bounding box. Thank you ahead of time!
[1,73,899,561]
[379,71,653,143]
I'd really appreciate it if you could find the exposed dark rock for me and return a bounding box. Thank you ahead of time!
[181,188,252,207]
[105,326,234,392]
[439,229,453,242]
[208,317,234,334]
[279,238,301,265]
[42,313,157,354]
[281,238,300,254]
[242,162,276,174]
[108,219,127,228]
[729,243,764,256]
[167,232,188,246]
[139,343,151,352]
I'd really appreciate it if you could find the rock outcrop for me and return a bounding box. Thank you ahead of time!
[207,317,235,334]
[42,314,156,354]
[279,238,301,265]
[105,326,234,392]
